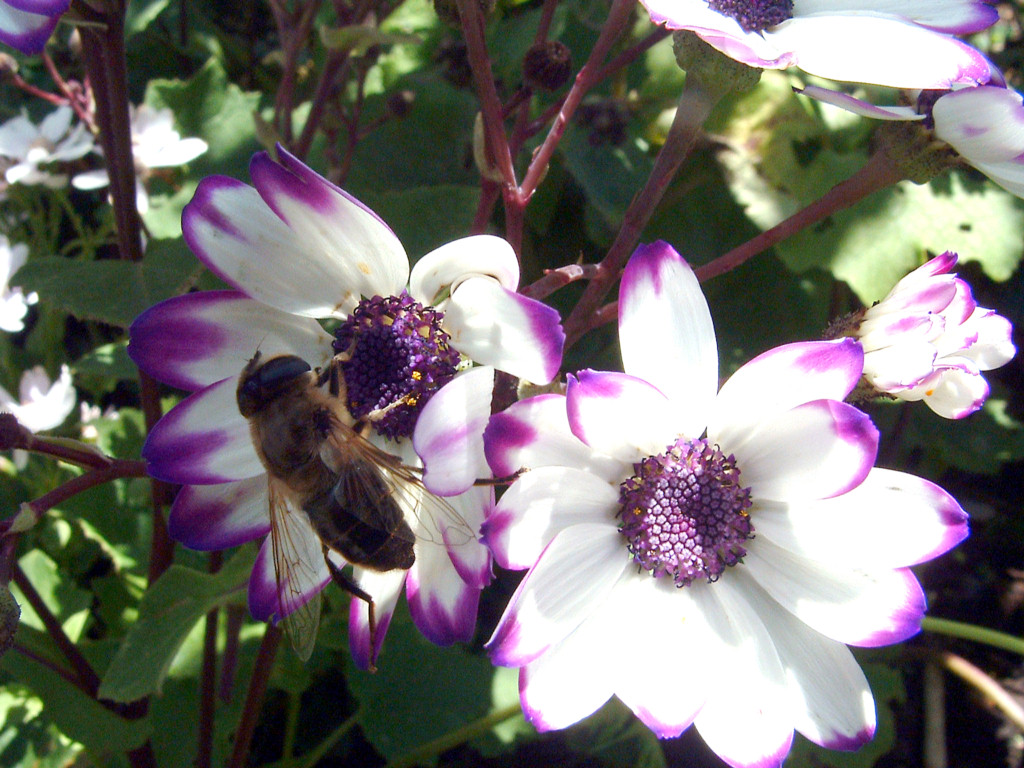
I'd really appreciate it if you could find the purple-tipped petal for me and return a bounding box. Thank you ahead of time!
[487,523,627,667]
[248,519,330,623]
[731,400,878,503]
[143,376,265,484]
[711,339,864,444]
[168,475,271,550]
[566,370,680,461]
[348,567,406,669]
[442,484,494,588]
[484,394,624,482]
[129,290,335,391]
[934,86,1024,163]
[445,279,564,384]
[755,468,969,569]
[619,241,717,436]
[0,0,62,53]
[745,538,927,647]
[407,543,479,645]
[414,366,494,496]
[483,466,619,570]
[249,150,408,303]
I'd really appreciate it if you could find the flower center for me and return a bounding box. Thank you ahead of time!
[333,293,460,440]
[706,0,793,33]
[618,438,754,587]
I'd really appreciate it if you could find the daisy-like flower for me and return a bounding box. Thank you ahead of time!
[0,105,93,188]
[639,0,993,88]
[833,251,1015,419]
[0,0,68,55]
[73,104,208,213]
[0,234,37,333]
[0,364,75,432]
[482,241,968,768]
[129,147,563,666]
[802,83,1024,200]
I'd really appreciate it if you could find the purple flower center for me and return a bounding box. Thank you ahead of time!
[706,0,793,33]
[333,293,460,440]
[618,438,754,587]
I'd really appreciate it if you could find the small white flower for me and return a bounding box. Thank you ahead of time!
[0,106,93,188]
[73,104,208,213]
[852,251,1015,418]
[0,364,75,433]
[0,235,37,333]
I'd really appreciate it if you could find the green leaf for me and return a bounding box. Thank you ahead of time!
[1,627,151,755]
[347,608,493,761]
[12,240,200,328]
[73,342,138,385]
[145,59,263,181]
[96,549,254,702]
[125,0,172,37]
[319,25,421,53]
[363,185,481,260]
[11,550,91,640]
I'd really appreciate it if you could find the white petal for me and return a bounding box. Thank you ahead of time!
[410,234,520,302]
[348,566,407,669]
[414,366,494,496]
[619,241,717,436]
[444,279,563,383]
[483,466,619,570]
[754,468,968,569]
[744,537,925,647]
[487,522,628,666]
[933,86,1024,163]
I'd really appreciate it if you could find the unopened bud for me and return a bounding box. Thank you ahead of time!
[874,120,957,185]
[522,41,572,92]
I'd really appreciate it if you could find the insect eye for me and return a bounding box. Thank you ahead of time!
[256,356,312,390]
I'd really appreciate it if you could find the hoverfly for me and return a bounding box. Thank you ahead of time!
[236,351,470,665]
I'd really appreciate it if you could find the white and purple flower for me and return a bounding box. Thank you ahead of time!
[800,83,1024,199]
[841,251,1015,418]
[639,0,993,88]
[0,0,68,55]
[129,148,563,667]
[482,241,968,767]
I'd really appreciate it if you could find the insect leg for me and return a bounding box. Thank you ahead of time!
[321,545,380,671]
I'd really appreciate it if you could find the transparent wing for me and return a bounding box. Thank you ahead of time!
[321,426,476,549]
[268,479,324,661]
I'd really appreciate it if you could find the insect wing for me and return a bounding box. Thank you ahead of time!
[323,429,476,548]
[267,480,324,661]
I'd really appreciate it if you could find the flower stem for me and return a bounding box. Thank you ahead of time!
[196,551,223,768]
[922,616,1024,657]
[227,624,282,768]
[695,149,903,283]
[562,76,726,347]
[384,703,523,768]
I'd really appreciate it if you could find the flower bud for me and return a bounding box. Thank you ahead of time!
[522,41,572,92]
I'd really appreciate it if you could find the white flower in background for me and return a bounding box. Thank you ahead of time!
[73,104,208,213]
[638,0,994,88]
[845,251,1015,419]
[0,235,37,332]
[0,365,75,432]
[799,84,1024,200]
[0,105,93,188]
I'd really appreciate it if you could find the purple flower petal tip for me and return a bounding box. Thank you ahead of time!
[0,13,60,54]
[143,422,234,484]
[484,408,539,477]
[632,705,695,739]
[852,570,926,647]
[825,401,879,498]
[168,481,271,551]
[791,339,864,394]
[519,292,565,384]
[821,725,875,752]
[623,241,689,299]
[408,576,479,646]
[349,600,396,670]
[486,616,540,667]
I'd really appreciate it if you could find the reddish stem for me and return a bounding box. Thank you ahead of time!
[695,149,903,282]
[227,625,282,768]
